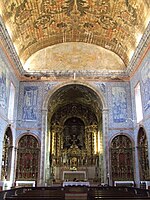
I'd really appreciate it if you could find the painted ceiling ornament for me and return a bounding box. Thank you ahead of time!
[118,0,138,26]
[14,0,33,25]
[98,15,117,30]
[93,0,111,15]
[62,0,89,16]
[34,15,55,29]
[0,0,149,73]
[41,0,57,13]
[144,0,150,8]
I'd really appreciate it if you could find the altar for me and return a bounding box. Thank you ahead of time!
[63,181,90,187]
[63,171,86,181]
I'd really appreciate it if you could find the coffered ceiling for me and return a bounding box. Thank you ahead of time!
[0,0,149,78]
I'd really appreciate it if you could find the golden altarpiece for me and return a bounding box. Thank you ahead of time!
[47,103,103,183]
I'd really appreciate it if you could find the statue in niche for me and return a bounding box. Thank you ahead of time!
[63,117,85,150]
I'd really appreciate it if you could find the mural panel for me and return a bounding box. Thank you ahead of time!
[22,86,38,121]
[141,52,150,111]
[0,54,7,109]
[112,87,127,123]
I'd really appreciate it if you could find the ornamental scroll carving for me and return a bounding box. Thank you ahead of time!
[1,127,12,181]
[16,135,40,181]
[111,135,134,181]
[138,128,149,180]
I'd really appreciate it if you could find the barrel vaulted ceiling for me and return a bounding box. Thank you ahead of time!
[0,0,149,78]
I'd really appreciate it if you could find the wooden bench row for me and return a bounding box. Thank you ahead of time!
[87,187,150,200]
[3,186,150,200]
[5,187,65,200]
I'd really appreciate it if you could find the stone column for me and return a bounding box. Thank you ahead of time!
[0,140,2,178]
[148,135,150,181]
[9,146,15,184]
[134,144,140,188]
[102,108,109,185]
[39,109,48,186]
[45,127,51,185]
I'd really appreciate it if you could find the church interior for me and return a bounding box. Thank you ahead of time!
[0,0,150,192]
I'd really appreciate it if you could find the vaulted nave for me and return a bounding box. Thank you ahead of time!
[0,0,149,193]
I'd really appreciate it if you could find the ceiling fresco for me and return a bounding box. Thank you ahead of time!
[0,0,149,73]
[24,42,125,72]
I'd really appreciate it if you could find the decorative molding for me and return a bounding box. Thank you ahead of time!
[94,82,106,94]
[127,22,150,75]
[108,128,134,130]
[0,16,24,75]
[44,82,58,91]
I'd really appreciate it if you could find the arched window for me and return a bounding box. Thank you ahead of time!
[8,82,15,121]
[16,135,40,181]
[138,127,149,180]
[1,127,12,180]
[135,83,143,123]
[111,135,134,181]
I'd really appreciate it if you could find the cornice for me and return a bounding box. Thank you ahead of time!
[127,22,150,75]
[0,16,24,75]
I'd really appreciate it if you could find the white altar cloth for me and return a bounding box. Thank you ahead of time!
[63,181,90,187]
[63,170,86,181]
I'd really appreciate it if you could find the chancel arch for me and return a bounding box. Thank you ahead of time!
[110,134,134,183]
[137,127,150,181]
[15,134,40,183]
[42,83,107,185]
[1,127,13,181]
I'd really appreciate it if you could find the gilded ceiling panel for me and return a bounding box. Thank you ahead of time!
[0,0,149,70]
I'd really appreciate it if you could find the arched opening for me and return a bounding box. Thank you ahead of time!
[110,135,134,182]
[16,134,40,182]
[1,127,13,181]
[45,83,106,184]
[137,127,149,181]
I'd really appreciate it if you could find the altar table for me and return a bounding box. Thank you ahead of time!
[63,181,90,187]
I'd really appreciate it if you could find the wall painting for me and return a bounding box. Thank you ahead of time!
[22,86,38,121]
[112,86,127,123]
[141,52,150,111]
[0,53,7,109]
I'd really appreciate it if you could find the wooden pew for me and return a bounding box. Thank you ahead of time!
[64,186,87,200]
[87,186,150,200]
[3,186,150,200]
[5,187,65,200]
